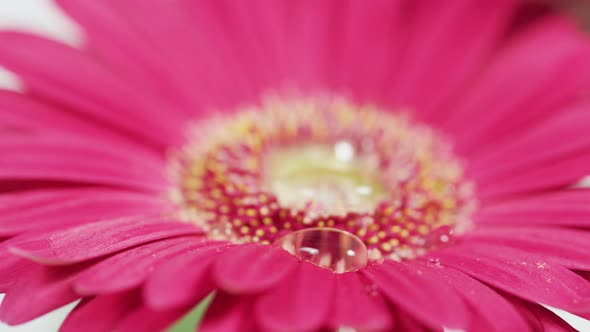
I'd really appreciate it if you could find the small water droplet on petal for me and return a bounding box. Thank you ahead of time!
[274,227,368,273]
[427,257,441,267]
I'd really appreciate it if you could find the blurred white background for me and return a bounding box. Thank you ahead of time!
[0,1,589,331]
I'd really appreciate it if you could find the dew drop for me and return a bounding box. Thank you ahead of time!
[274,227,368,273]
[427,257,441,267]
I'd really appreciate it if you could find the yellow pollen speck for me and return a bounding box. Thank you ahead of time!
[399,229,410,238]
[368,224,379,232]
[240,226,250,234]
[327,220,335,227]
[210,189,222,199]
[381,243,392,252]
[283,222,292,229]
[251,219,260,227]
[185,178,201,189]
[390,225,402,233]
[377,231,387,239]
[219,205,230,214]
[389,238,400,246]
[260,207,269,216]
[383,206,394,216]
[417,225,429,235]
[357,229,367,237]
[246,209,257,217]
[317,221,325,227]
[269,226,278,234]
[263,217,273,225]
[255,229,265,237]
[368,236,379,244]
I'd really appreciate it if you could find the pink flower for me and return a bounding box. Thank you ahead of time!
[1,0,590,331]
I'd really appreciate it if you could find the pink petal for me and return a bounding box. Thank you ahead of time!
[59,291,140,332]
[279,0,338,92]
[330,0,404,100]
[0,90,136,146]
[73,236,202,295]
[0,31,186,149]
[143,242,232,310]
[0,189,167,236]
[362,260,469,330]
[0,264,82,325]
[9,217,202,265]
[525,303,578,332]
[328,272,393,331]
[463,226,590,270]
[213,244,298,294]
[0,136,166,191]
[199,292,256,332]
[56,0,203,112]
[390,0,518,121]
[255,262,334,332]
[0,249,35,292]
[476,153,590,200]
[417,262,531,332]
[115,305,188,332]
[469,104,590,180]
[476,189,590,227]
[393,309,444,332]
[444,16,590,154]
[436,244,590,316]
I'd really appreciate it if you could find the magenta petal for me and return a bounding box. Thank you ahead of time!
[463,227,590,270]
[0,189,166,236]
[73,236,202,295]
[332,0,404,100]
[114,305,188,332]
[213,244,298,294]
[476,189,590,227]
[143,242,232,310]
[362,260,469,330]
[525,303,578,332]
[470,106,590,182]
[0,136,166,191]
[0,264,81,325]
[437,244,590,315]
[391,0,518,120]
[418,262,531,332]
[199,293,256,332]
[9,218,202,265]
[446,16,590,153]
[0,32,186,149]
[59,291,140,332]
[255,262,334,332]
[329,272,393,331]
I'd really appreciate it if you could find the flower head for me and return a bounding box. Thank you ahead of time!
[1,1,590,331]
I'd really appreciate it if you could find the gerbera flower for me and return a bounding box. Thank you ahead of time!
[1,0,590,331]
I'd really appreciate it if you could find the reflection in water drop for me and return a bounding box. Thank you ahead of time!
[274,227,368,273]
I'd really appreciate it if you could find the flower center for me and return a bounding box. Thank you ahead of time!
[170,96,475,269]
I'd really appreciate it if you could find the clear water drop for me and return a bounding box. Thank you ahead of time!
[274,227,368,273]
[427,257,441,267]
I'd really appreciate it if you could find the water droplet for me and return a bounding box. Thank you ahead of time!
[427,257,441,267]
[274,227,368,273]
